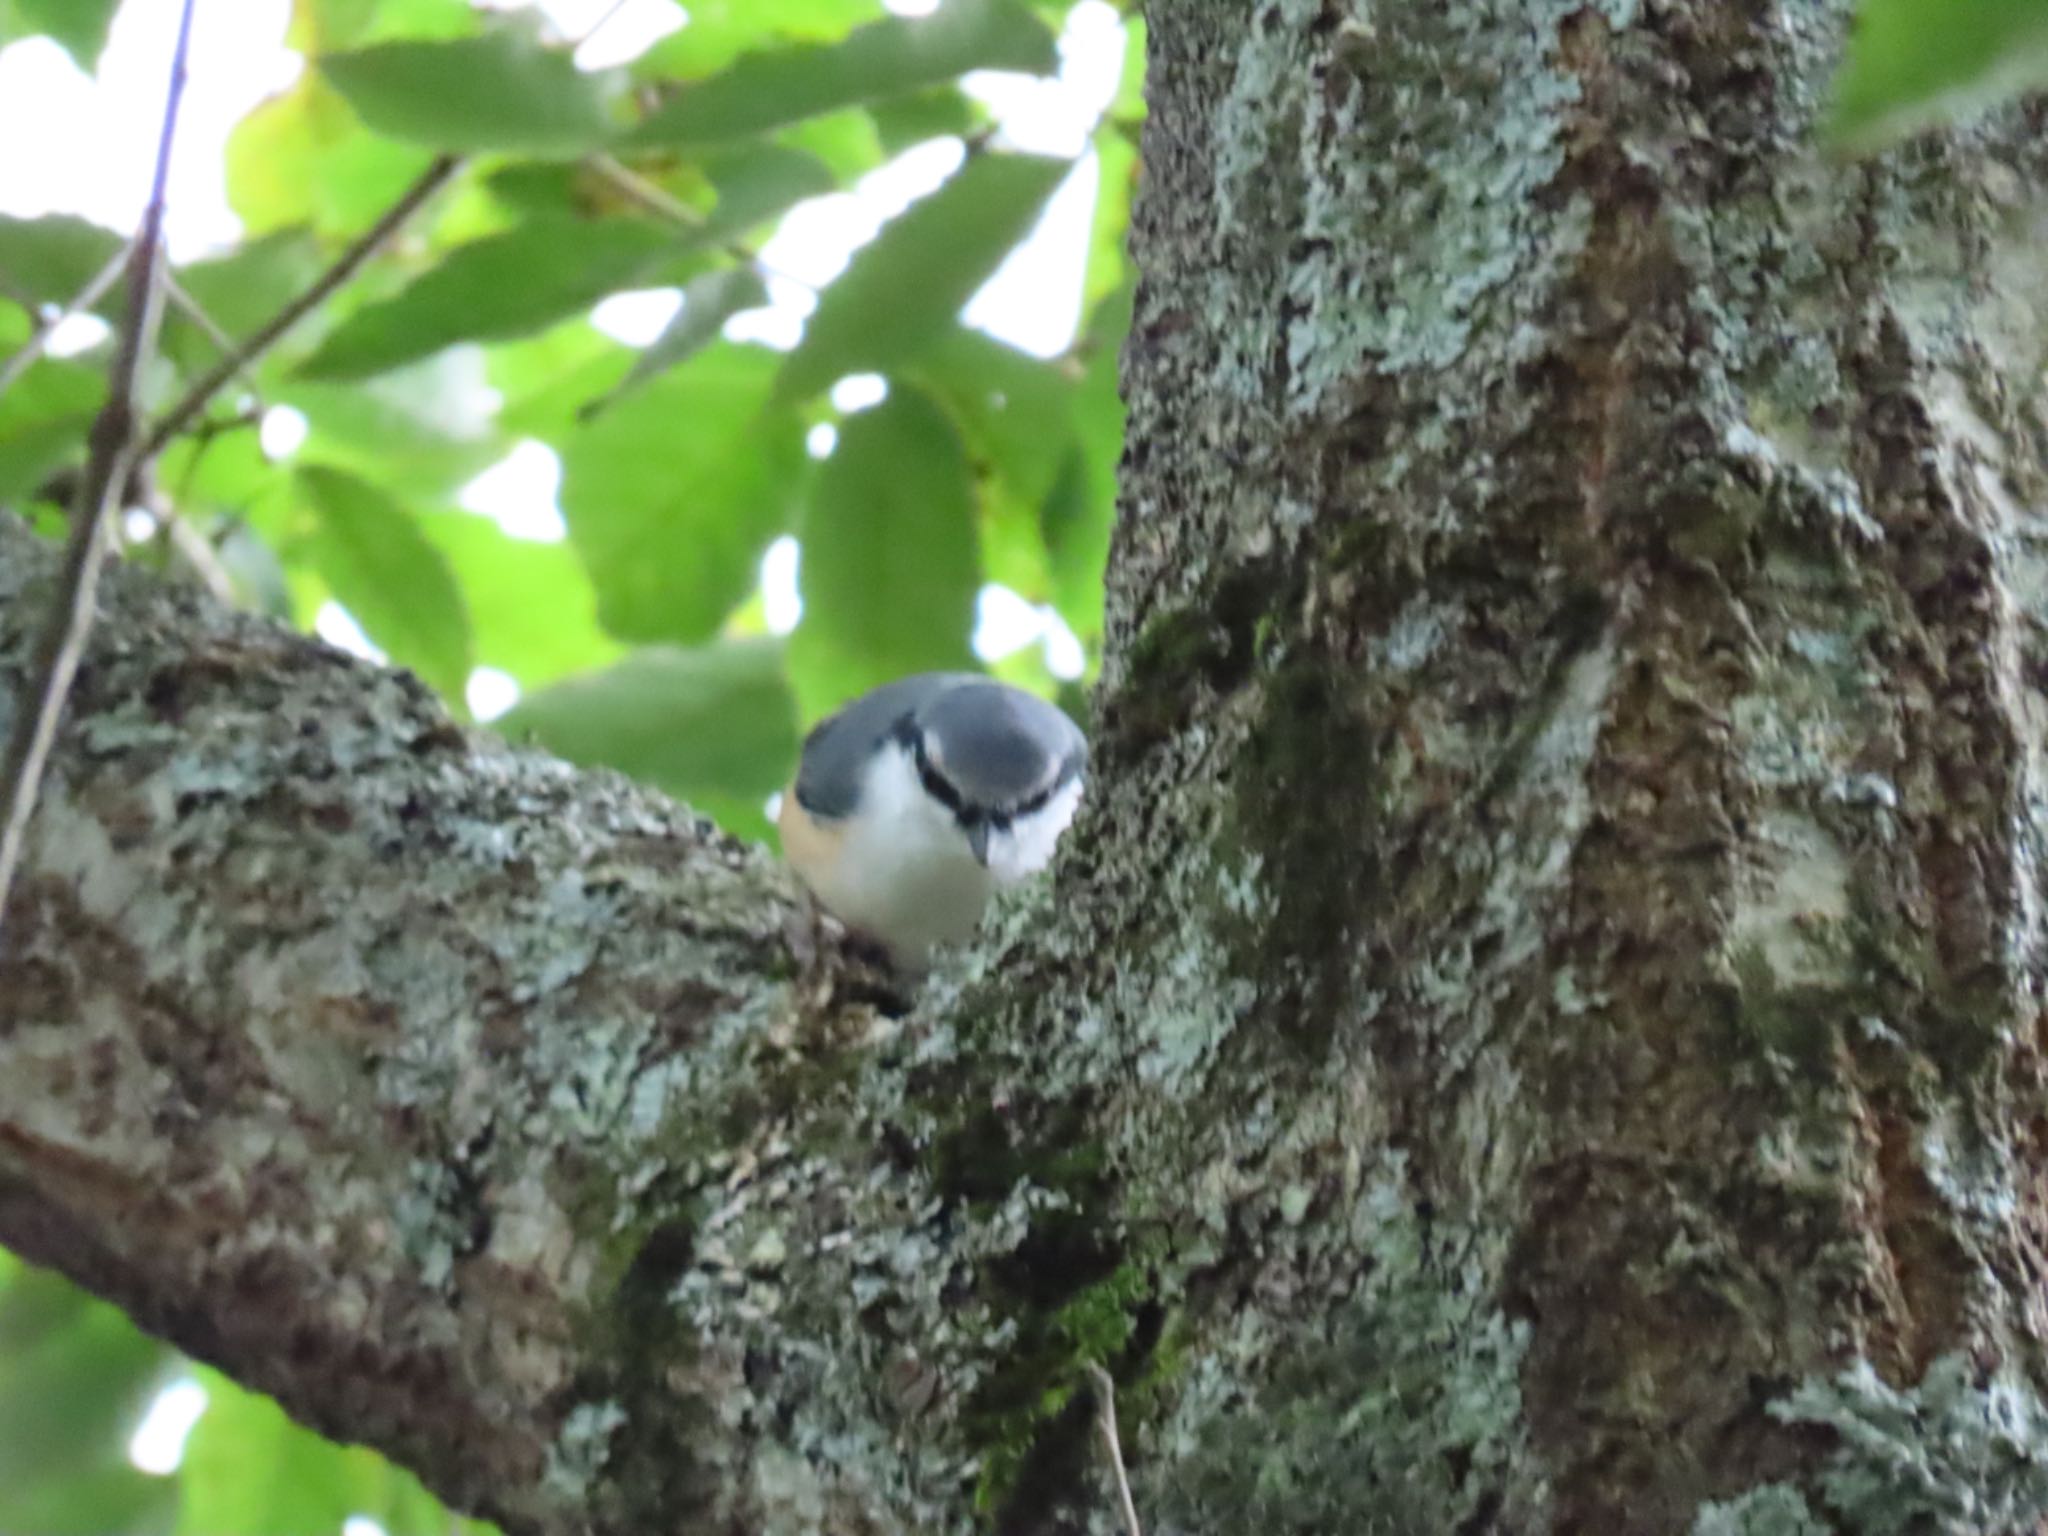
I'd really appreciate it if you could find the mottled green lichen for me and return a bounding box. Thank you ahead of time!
[1150,1166,1530,1534]
[1771,1354,2048,1534]
[1691,1483,1830,1536]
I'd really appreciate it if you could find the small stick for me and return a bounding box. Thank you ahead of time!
[1085,1363,1144,1536]
[0,241,131,404]
[0,0,198,928]
[139,153,462,460]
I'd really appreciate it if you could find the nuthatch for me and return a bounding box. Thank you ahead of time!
[778,673,1087,968]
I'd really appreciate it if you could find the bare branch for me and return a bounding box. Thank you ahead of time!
[163,272,267,406]
[139,154,463,460]
[0,240,131,405]
[0,0,198,930]
[1087,1363,1145,1536]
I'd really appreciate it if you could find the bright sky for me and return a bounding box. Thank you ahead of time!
[0,0,1120,727]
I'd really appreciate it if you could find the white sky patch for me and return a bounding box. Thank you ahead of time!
[962,153,1096,358]
[459,439,566,541]
[128,1377,207,1475]
[467,666,522,722]
[959,1,1126,356]
[974,583,1043,660]
[721,272,813,352]
[973,584,1087,679]
[259,403,308,460]
[829,372,888,413]
[45,311,111,358]
[1043,610,1086,679]
[341,1518,391,1536]
[574,0,685,69]
[0,3,298,260]
[316,602,387,663]
[756,137,968,293]
[882,0,940,14]
[122,508,158,542]
[591,287,684,347]
[761,536,802,635]
[805,422,838,459]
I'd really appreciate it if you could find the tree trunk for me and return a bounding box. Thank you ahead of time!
[9,0,2048,1531]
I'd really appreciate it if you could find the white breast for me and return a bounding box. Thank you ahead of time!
[813,743,995,966]
[985,776,1083,883]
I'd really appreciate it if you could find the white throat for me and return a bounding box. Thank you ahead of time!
[821,743,1081,966]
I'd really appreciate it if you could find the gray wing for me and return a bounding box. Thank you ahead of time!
[791,672,983,818]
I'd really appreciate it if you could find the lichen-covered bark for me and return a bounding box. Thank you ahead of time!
[1063,0,2048,1529]
[10,0,2048,1531]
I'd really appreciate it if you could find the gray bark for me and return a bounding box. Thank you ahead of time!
[10,0,2048,1531]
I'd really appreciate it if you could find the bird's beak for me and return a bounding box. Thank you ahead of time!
[966,819,991,866]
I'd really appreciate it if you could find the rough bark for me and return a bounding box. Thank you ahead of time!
[9,0,2048,1532]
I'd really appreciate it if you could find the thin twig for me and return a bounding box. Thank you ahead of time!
[160,507,237,603]
[0,0,198,929]
[0,241,131,405]
[139,153,463,460]
[1085,1364,1144,1536]
[573,0,636,50]
[585,154,817,294]
[163,273,268,406]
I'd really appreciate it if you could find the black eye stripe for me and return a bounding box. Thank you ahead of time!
[891,713,1079,833]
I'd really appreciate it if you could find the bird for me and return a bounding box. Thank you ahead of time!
[778,673,1087,969]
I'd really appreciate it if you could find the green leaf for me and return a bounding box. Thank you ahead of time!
[906,326,1076,600]
[15,0,119,69]
[775,150,1068,404]
[0,1461,175,1536]
[418,510,622,686]
[283,346,507,499]
[321,29,617,156]
[633,0,872,80]
[176,1367,453,1536]
[289,0,478,50]
[161,231,327,377]
[0,214,123,307]
[298,215,682,380]
[788,386,978,719]
[560,343,807,644]
[869,85,981,155]
[1830,0,2048,149]
[911,326,1075,519]
[0,354,100,499]
[585,267,767,417]
[225,73,438,239]
[487,320,637,440]
[0,1265,174,1536]
[697,145,839,243]
[630,0,1055,148]
[500,639,797,840]
[298,465,475,700]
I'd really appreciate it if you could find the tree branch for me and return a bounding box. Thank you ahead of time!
[0,0,195,929]
[0,240,131,405]
[138,154,463,461]
[0,513,827,1530]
